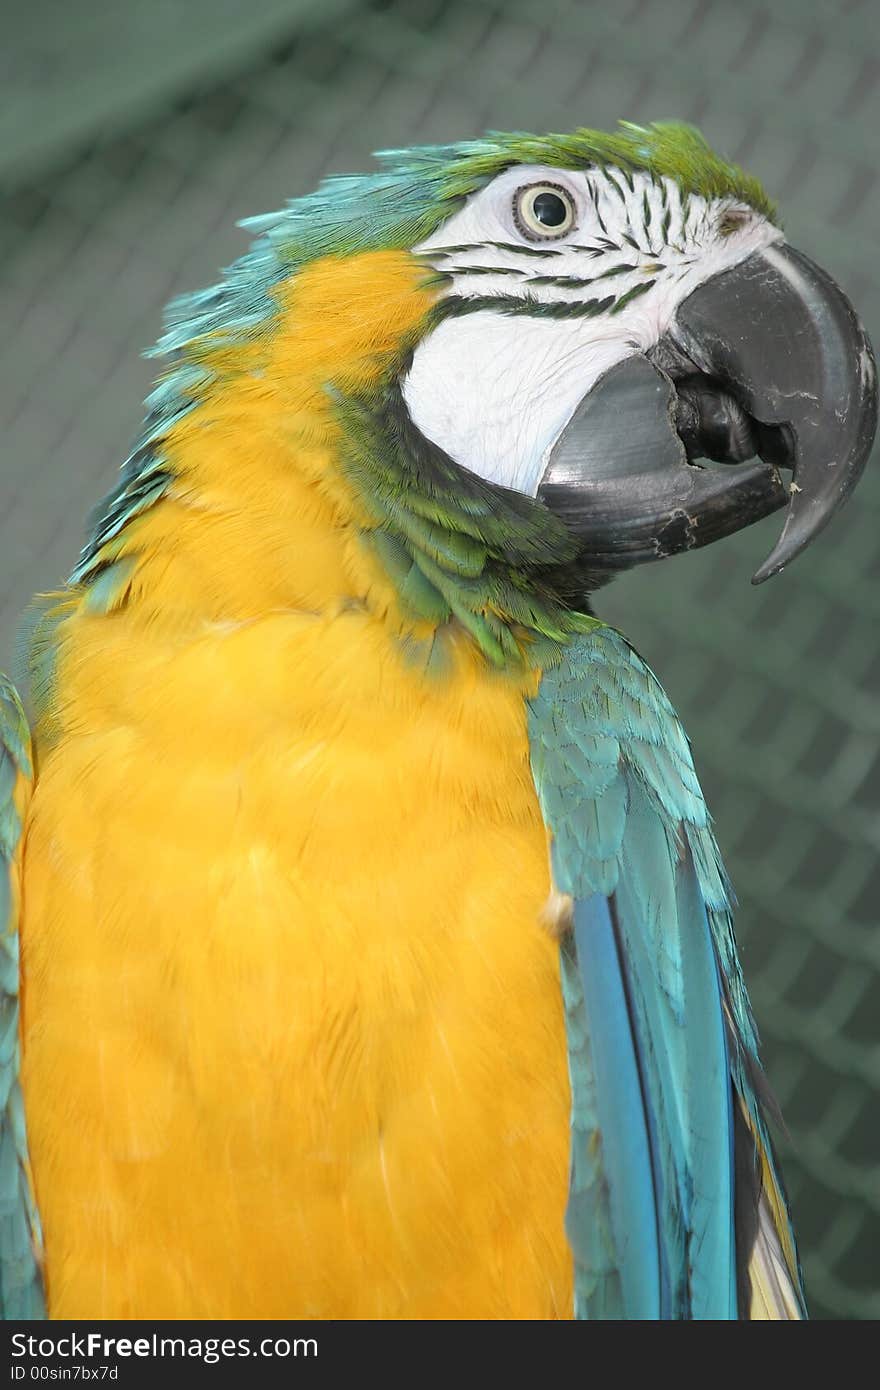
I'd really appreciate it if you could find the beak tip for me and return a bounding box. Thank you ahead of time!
[752,519,810,586]
[751,533,793,584]
[750,562,779,586]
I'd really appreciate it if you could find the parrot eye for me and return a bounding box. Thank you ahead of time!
[513,183,577,241]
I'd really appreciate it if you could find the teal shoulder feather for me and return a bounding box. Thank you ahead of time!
[0,676,45,1320]
[528,627,805,1320]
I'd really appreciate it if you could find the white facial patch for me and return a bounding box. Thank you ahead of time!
[402,163,783,498]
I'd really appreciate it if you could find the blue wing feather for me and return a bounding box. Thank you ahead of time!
[572,893,662,1318]
[529,626,803,1320]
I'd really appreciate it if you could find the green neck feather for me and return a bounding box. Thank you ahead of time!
[333,359,600,669]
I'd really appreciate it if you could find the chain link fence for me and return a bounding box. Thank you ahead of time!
[1,0,877,1319]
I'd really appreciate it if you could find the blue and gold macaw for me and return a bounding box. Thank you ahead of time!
[1,123,876,1320]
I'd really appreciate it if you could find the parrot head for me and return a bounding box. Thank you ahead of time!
[394,123,877,587]
[80,123,876,665]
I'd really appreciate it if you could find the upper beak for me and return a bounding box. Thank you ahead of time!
[537,243,878,584]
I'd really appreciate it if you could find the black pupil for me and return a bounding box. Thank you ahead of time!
[531,191,567,227]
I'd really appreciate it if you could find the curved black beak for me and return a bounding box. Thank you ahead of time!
[537,244,877,583]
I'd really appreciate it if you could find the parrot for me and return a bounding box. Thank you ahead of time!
[0,121,876,1322]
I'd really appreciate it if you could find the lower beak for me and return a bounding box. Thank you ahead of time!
[537,243,877,584]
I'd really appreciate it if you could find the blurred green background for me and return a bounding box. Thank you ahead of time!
[1,0,877,1319]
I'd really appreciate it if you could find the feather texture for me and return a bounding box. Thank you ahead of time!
[0,678,45,1319]
[528,626,805,1319]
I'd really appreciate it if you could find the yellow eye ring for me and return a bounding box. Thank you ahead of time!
[513,182,577,241]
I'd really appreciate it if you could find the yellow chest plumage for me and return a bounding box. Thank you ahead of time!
[22,612,571,1318]
[19,251,573,1318]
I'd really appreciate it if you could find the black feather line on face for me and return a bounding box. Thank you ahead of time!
[587,181,608,236]
[606,168,631,205]
[420,240,563,261]
[527,263,640,290]
[447,264,529,278]
[483,239,564,259]
[568,243,610,259]
[429,292,617,322]
[526,274,603,289]
[608,280,655,314]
